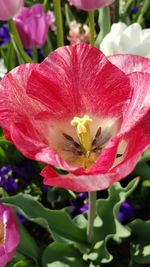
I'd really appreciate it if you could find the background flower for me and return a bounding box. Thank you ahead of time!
[0,204,20,267]
[0,24,10,47]
[118,201,135,224]
[14,4,54,49]
[68,0,114,11]
[70,193,88,216]
[0,0,24,21]
[100,22,150,58]
[0,59,7,79]
[67,20,90,45]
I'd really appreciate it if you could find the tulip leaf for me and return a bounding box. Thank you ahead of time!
[42,242,88,267]
[17,224,39,264]
[80,178,139,264]
[6,259,34,267]
[0,193,87,246]
[129,219,150,264]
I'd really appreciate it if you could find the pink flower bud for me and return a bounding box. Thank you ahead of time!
[68,0,114,11]
[0,0,24,21]
[0,204,20,267]
[14,4,55,49]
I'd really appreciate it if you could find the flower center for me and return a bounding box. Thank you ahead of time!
[61,115,113,169]
[71,115,95,169]
[71,115,92,154]
[0,219,4,245]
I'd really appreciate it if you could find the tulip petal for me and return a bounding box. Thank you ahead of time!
[42,124,149,192]
[27,44,131,119]
[108,54,150,74]
[68,0,114,11]
[87,72,150,175]
[42,72,150,192]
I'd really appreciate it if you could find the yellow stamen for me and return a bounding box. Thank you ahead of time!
[71,115,92,154]
[71,115,94,169]
[0,219,4,245]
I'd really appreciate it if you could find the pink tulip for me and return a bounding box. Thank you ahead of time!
[14,4,54,49]
[68,0,114,11]
[0,0,24,21]
[0,204,20,267]
[0,44,150,192]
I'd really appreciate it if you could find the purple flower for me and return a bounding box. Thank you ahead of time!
[70,193,88,216]
[25,49,33,58]
[0,24,11,47]
[0,160,35,193]
[118,201,135,224]
[0,166,18,192]
[25,48,45,62]
[14,4,53,49]
[130,6,138,19]
[17,213,26,224]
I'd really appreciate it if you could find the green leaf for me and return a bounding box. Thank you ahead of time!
[1,193,87,245]
[17,224,39,263]
[129,219,150,264]
[42,242,88,267]
[6,259,34,267]
[87,178,139,264]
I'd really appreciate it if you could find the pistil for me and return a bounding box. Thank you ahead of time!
[71,115,93,169]
[71,115,92,153]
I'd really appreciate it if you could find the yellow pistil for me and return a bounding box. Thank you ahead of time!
[0,219,4,245]
[71,115,94,169]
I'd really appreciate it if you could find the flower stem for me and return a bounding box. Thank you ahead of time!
[137,0,150,24]
[53,0,64,47]
[8,19,32,63]
[88,10,95,46]
[9,19,23,48]
[87,191,96,243]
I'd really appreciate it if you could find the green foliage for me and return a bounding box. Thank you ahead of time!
[82,178,139,265]
[0,193,87,245]
[17,224,39,264]
[129,220,150,264]
[1,178,140,266]
[42,242,88,267]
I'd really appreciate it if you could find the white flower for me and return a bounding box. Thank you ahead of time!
[0,59,7,79]
[100,22,150,58]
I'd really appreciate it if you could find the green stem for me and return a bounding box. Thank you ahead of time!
[43,0,49,12]
[88,10,95,46]
[87,191,96,243]
[8,19,23,49]
[53,0,64,47]
[8,19,32,63]
[95,6,110,47]
[137,0,150,24]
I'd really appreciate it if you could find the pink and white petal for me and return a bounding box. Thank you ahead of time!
[87,72,150,175]
[108,54,150,74]
[120,72,150,133]
[42,122,150,192]
[41,166,112,192]
[10,123,84,174]
[27,44,131,119]
[0,63,45,130]
[0,64,60,160]
[88,135,121,174]
[109,123,150,185]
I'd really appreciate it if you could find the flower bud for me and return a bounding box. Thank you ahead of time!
[68,0,114,11]
[0,0,24,21]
